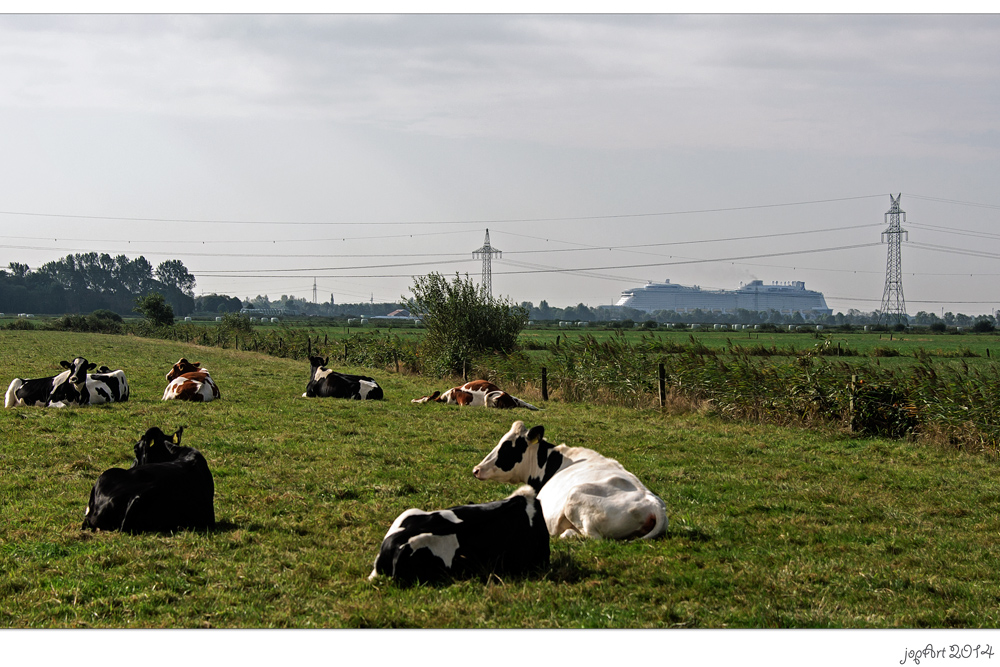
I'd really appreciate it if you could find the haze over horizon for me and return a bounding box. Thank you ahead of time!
[2,13,999,316]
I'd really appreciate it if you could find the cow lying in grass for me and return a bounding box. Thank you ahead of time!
[5,360,77,407]
[162,358,221,402]
[6,357,128,408]
[412,380,540,410]
[369,485,549,585]
[473,421,668,540]
[303,356,383,400]
[82,426,215,533]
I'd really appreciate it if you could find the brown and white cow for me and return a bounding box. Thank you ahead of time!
[412,380,540,410]
[162,358,220,402]
[473,421,668,540]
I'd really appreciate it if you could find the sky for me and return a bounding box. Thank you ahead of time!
[1,11,999,315]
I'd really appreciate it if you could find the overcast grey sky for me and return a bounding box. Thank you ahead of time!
[1,13,998,314]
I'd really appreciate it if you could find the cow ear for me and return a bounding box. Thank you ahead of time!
[60,360,71,369]
[86,362,97,371]
[527,425,544,444]
[323,357,329,367]
[173,426,184,445]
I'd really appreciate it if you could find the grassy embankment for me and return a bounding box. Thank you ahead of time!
[2,330,1000,628]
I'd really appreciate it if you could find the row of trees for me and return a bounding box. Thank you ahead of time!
[5,256,997,330]
[518,300,998,328]
[0,254,196,316]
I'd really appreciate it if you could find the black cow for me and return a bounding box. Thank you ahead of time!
[47,357,129,407]
[82,427,215,533]
[5,357,89,408]
[369,485,549,585]
[303,356,383,400]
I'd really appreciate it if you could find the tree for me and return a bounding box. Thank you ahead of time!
[156,260,196,297]
[972,318,996,333]
[406,272,528,375]
[134,292,175,327]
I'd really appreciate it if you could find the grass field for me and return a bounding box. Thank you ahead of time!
[3,330,1000,628]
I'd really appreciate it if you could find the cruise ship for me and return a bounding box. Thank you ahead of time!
[612,279,832,317]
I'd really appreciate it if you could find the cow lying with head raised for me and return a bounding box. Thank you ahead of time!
[47,357,129,407]
[473,421,668,540]
[82,426,215,533]
[5,362,74,408]
[369,485,549,585]
[412,380,540,410]
[162,358,220,402]
[5,357,128,408]
[303,356,383,400]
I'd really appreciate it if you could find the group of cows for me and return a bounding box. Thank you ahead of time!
[7,354,668,585]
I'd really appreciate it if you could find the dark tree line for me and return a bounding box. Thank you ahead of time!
[0,254,195,316]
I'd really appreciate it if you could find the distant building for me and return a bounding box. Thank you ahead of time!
[372,309,419,321]
[611,279,831,317]
[240,307,287,317]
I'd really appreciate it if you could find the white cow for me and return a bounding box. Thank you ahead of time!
[472,421,668,540]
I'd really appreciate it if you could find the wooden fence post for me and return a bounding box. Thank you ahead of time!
[850,374,857,432]
[541,367,548,401]
[307,336,311,358]
[658,363,666,408]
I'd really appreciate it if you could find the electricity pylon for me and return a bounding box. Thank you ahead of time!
[472,228,502,298]
[878,193,908,327]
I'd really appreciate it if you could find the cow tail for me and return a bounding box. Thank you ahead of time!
[4,379,22,408]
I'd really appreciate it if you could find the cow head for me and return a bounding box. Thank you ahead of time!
[60,357,96,386]
[473,421,552,486]
[411,390,442,404]
[133,426,185,466]
[166,358,201,382]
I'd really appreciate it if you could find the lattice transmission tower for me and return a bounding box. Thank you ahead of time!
[472,228,502,298]
[878,193,909,326]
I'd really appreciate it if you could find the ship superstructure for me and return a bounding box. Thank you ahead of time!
[613,279,831,317]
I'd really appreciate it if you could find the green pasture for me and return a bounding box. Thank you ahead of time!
[2,330,1000,628]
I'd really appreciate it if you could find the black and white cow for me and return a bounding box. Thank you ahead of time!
[5,365,73,408]
[82,426,215,533]
[47,357,129,407]
[369,485,549,585]
[4,357,123,408]
[303,356,383,400]
[473,421,668,541]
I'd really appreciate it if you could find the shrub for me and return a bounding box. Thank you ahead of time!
[134,292,175,327]
[850,380,917,439]
[972,319,996,333]
[406,273,527,376]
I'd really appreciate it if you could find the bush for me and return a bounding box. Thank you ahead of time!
[220,312,253,335]
[407,273,528,375]
[90,309,123,323]
[134,292,175,327]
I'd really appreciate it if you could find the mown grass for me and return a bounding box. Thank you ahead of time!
[3,330,1000,628]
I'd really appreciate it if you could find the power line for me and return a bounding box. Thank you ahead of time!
[0,194,886,227]
[904,194,1000,210]
[199,242,882,279]
[0,222,887,262]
